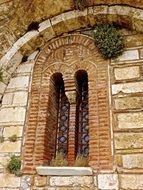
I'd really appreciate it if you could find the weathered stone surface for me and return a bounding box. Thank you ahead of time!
[120,174,143,189]
[0,174,20,188]
[0,155,10,167]
[112,81,143,95]
[0,107,26,125]
[98,174,119,190]
[2,52,23,76]
[3,126,23,138]
[13,91,28,106]
[2,93,13,105]
[37,167,92,176]
[114,97,143,110]
[7,76,29,90]
[126,34,143,48]
[28,51,39,60]
[117,50,139,61]
[0,82,6,94]
[16,63,33,74]
[122,154,143,169]
[114,66,140,80]
[21,176,32,190]
[116,112,143,129]
[114,133,143,149]
[34,176,47,187]
[0,141,21,153]
[50,176,93,187]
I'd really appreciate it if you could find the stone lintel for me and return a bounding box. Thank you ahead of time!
[36,166,93,176]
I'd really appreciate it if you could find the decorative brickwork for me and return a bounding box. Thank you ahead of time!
[22,34,112,174]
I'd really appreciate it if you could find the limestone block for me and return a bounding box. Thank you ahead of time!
[0,155,9,168]
[117,50,139,61]
[21,175,32,190]
[112,81,143,95]
[34,176,47,187]
[37,167,92,176]
[38,19,51,32]
[2,52,23,75]
[28,51,39,60]
[114,133,143,150]
[120,174,143,189]
[2,93,13,105]
[116,112,143,129]
[98,174,119,190]
[14,31,39,49]
[0,82,6,94]
[0,174,20,188]
[0,107,26,125]
[122,154,143,169]
[0,141,21,153]
[16,63,33,74]
[114,66,140,80]
[50,176,93,187]
[7,76,29,90]
[13,91,28,106]
[114,97,143,110]
[3,126,23,138]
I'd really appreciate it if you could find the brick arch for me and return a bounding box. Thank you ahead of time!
[1,5,143,101]
[22,34,112,174]
[2,4,143,76]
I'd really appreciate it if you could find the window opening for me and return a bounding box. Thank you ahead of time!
[56,80,70,157]
[76,71,89,157]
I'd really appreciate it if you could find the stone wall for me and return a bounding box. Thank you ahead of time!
[0,29,143,189]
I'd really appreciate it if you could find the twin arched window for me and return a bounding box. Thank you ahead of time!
[49,71,89,163]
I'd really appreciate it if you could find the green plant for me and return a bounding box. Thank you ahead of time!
[9,134,17,142]
[0,136,4,143]
[75,0,87,10]
[94,24,124,59]
[0,69,3,82]
[50,152,68,166]
[73,155,88,167]
[7,155,21,176]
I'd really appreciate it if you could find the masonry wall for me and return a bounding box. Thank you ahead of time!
[0,29,143,189]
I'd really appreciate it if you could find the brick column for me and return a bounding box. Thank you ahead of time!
[64,77,77,165]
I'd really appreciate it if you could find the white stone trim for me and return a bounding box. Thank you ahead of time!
[36,166,93,176]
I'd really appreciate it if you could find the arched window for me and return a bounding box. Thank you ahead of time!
[48,73,70,159]
[76,71,89,158]
[23,35,112,173]
[49,71,89,162]
[56,77,70,156]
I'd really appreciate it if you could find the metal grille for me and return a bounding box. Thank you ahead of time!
[77,81,89,157]
[56,86,70,156]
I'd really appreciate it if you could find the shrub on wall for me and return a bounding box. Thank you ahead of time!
[50,152,68,166]
[9,134,17,142]
[94,24,124,59]
[73,155,88,167]
[7,155,21,176]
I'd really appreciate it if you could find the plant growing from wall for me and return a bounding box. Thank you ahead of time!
[7,155,21,176]
[75,0,87,10]
[94,24,125,59]
[9,134,17,142]
[50,152,68,166]
[73,155,88,167]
